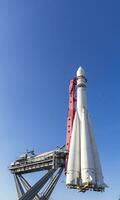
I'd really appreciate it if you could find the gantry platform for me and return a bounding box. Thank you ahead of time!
[9,146,66,200]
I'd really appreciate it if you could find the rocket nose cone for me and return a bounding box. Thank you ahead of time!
[76,66,85,77]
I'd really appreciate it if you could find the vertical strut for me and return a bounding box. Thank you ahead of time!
[14,174,25,199]
[65,79,76,172]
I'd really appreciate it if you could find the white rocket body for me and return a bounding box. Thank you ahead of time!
[66,111,81,187]
[66,67,106,192]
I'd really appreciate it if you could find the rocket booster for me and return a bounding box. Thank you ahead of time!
[66,67,107,192]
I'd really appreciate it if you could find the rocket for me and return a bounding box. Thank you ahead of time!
[66,67,107,192]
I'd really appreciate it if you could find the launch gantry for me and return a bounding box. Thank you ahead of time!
[9,146,65,200]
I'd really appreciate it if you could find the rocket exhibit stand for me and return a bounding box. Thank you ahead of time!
[10,147,65,200]
[9,67,107,200]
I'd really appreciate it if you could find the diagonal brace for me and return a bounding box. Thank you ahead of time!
[14,174,25,199]
[19,175,40,200]
[41,168,63,200]
[19,169,56,200]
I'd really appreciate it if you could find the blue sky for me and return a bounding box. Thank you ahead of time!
[0,0,120,199]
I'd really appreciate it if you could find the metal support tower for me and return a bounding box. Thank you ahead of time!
[10,146,65,200]
[65,79,76,172]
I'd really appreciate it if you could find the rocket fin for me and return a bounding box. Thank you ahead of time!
[88,117,108,189]
[80,108,96,186]
[66,111,81,188]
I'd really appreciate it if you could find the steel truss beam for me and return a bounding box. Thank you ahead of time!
[14,168,63,200]
[14,174,24,199]
[19,175,40,200]
[41,168,63,200]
